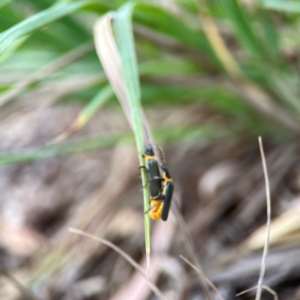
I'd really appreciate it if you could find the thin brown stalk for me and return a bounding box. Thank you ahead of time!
[255,137,271,300]
[68,228,167,300]
[236,285,278,300]
[179,255,225,300]
[174,202,214,300]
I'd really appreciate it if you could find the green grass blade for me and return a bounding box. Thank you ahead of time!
[133,3,219,66]
[113,1,151,271]
[0,133,133,166]
[0,126,231,166]
[113,4,142,137]
[259,14,279,58]
[0,36,28,65]
[220,0,262,59]
[75,85,113,128]
[0,0,11,9]
[0,1,94,59]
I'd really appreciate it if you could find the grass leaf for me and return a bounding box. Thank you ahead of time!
[220,0,262,59]
[0,133,133,166]
[112,1,152,272]
[0,126,229,166]
[0,0,11,9]
[0,1,94,61]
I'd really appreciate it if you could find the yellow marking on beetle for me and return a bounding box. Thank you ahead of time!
[149,199,164,220]
[144,154,156,161]
[161,168,173,194]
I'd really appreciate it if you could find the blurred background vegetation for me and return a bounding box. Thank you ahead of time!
[1,0,300,299]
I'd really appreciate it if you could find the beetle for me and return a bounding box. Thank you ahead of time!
[142,144,174,221]
[143,144,164,200]
[148,165,174,221]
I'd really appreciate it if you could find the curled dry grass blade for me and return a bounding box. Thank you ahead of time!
[93,5,152,274]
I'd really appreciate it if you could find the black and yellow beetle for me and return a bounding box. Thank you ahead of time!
[143,144,174,221]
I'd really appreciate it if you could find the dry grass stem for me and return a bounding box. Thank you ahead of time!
[174,202,214,300]
[68,228,167,300]
[179,255,225,300]
[255,136,272,300]
[236,285,278,300]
